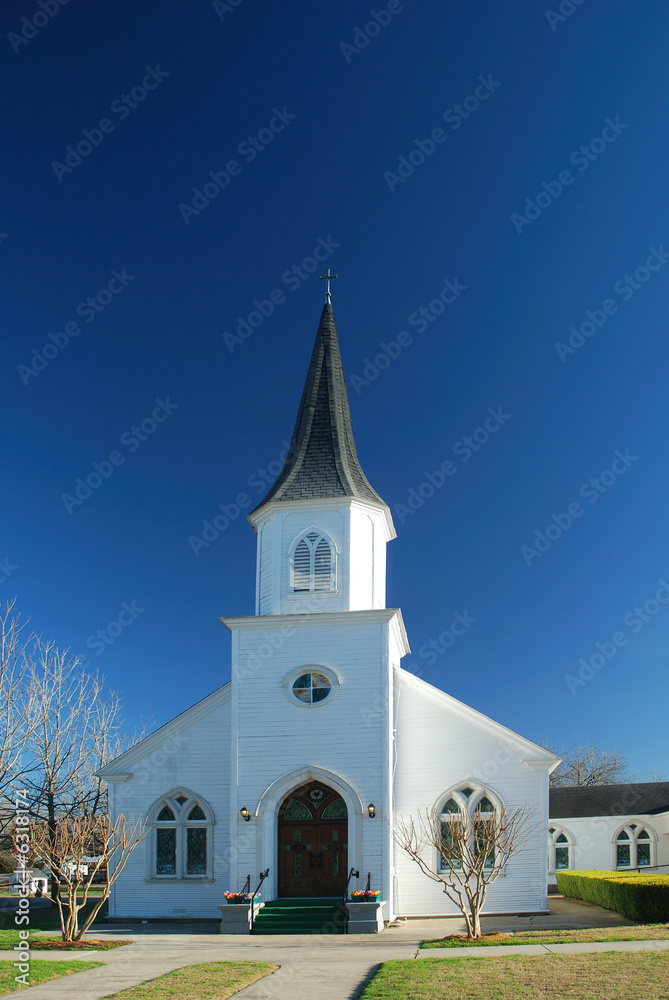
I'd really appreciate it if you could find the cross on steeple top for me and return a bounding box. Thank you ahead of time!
[319,268,338,301]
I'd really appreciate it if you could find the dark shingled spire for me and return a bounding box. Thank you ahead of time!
[252,302,386,511]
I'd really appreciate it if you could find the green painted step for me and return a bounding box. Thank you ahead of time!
[252,898,347,935]
[256,899,341,909]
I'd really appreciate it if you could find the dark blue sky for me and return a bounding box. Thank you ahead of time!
[3,1,668,777]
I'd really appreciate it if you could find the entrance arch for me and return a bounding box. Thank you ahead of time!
[277,780,348,897]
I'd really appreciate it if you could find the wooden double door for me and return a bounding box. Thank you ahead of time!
[277,781,348,897]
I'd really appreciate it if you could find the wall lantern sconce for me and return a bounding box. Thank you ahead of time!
[367,803,376,818]
[240,807,250,822]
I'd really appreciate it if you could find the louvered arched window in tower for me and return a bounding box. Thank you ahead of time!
[290,530,335,592]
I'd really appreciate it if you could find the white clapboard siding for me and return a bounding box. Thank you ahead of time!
[235,618,389,801]
[106,686,231,919]
[257,518,273,615]
[254,499,391,616]
[393,669,551,916]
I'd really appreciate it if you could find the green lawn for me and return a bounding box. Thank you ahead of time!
[0,898,111,949]
[105,961,278,999]
[0,959,103,993]
[360,953,669,999]
[421,923,669,948]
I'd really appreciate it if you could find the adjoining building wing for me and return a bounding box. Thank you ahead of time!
[547,782,669,878]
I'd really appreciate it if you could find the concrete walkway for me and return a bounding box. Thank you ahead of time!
[1,896,661,1000]
[1,930,419,1000]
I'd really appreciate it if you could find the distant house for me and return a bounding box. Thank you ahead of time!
[10,866,48,895]
[548,782,669,879]
[33,856,105,883]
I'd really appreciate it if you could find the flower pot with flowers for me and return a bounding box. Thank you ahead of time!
[350,889,381,902]
[224,891,255,904]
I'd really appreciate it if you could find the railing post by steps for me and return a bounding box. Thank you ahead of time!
[343,867,359,903]
[250,868,269,932]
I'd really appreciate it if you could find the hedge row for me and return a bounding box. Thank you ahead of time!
[556,870,669,922]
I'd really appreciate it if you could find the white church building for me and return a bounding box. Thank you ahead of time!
[100,295,559,924]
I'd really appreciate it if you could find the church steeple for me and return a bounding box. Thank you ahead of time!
[252,301,387,513]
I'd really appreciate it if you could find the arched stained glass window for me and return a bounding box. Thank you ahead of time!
[438,784,499,871]
[284,799,312,820]
[548,828,573,871]
[615,825,654,868]
[322,798,348,819]
[151,792,212,879]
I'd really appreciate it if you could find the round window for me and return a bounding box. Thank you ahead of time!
[292,671,332,704]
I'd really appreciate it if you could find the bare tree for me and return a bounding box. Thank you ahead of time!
[396,803,534,939]
[16,634,144,902]
[549,744,629,787]
[28,812,145,942]
[0,600,35,796]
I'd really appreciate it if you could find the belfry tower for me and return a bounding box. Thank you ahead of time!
[222,293,408,904]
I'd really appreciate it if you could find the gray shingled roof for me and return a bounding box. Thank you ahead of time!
[252,302,386,512]
[550,782,669,819]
